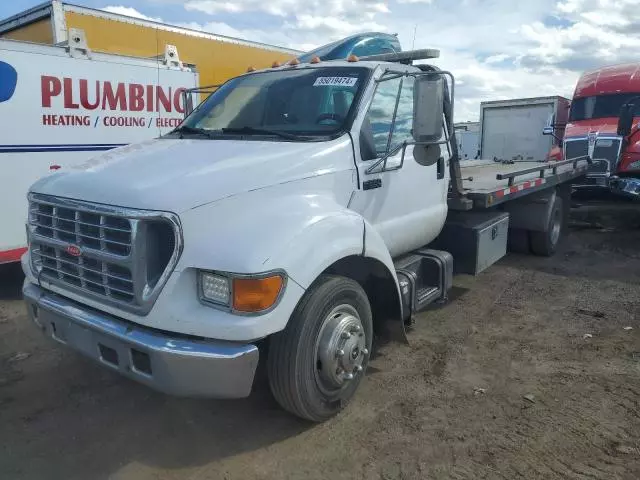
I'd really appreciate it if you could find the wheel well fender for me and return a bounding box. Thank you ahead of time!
[323,255,403,338]
[502,188,558,232]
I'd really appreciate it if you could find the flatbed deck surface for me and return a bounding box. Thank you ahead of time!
[456,159,589,208]
[460,160,575,193]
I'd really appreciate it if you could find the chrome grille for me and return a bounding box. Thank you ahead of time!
[33,244,135,302]
[564,137,622,175]
[592,138,622,172]
[28,194,182,315]
[564,138,588,162]
[30,201,133,256]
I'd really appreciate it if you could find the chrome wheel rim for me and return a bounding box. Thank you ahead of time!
[314,304,368,392]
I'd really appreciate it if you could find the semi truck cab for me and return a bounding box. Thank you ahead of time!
[550,63,640,196]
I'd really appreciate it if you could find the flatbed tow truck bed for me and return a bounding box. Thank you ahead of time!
[456,158,590,209]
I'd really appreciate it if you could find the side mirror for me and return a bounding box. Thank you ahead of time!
[618,103,634,137]
[542,126,554,136]
[413,75,444,143]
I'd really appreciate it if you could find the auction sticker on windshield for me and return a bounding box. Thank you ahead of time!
[313,77,358,87]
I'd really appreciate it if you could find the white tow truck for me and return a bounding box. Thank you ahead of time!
[22,48,589,421]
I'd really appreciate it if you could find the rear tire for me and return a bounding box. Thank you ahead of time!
[267,275,373,422]
[530,196,564,256]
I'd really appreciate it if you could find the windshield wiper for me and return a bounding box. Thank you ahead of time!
[173,125,219,138]
[221,126,303,140]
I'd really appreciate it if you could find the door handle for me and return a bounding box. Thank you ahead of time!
[363,179,382,190]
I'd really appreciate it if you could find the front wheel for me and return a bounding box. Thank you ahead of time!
[267,275,373,422]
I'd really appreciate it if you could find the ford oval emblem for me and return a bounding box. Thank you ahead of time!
[66,245,82,257]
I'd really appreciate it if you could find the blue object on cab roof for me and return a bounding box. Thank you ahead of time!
[297,33,402,63]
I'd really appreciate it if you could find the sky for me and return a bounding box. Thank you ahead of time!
[2,0,640,121]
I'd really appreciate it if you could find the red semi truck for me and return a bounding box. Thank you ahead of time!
[546,63,640,197]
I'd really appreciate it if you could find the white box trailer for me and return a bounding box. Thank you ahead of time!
[454,121,479,160]
[0,33,198,264]
[478,96,569,162]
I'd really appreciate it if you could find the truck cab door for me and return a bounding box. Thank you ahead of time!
[349,73,449,258]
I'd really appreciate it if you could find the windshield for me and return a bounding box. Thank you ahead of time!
[569,93,640,121]
[181,67,369,139]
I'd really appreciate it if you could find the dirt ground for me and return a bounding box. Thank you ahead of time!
[2,201,640,480]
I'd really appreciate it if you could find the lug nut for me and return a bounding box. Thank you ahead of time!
[352,325,361,333]
[362,348,369,356]
[336,349,345,358]
[341,331,351,339]
[343,373,354,380]
[355,365,363,372]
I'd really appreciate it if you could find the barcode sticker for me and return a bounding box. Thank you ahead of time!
[313,77,358,87]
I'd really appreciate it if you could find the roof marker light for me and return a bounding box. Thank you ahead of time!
[247,66,256,72]
[310,56,321,64]
[272,61,281,68]
[288,58,300,66]
[347,54,359,63]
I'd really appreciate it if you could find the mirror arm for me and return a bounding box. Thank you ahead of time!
[365,139,450,175]
[549,131,563,144]
[366,142,406,174]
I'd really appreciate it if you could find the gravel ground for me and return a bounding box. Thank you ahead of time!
[1,202,639,480]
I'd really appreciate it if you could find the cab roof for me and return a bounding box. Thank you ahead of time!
[574,63,640,98]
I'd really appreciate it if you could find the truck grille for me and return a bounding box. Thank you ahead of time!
[28,194,182,315]
[34,244,135,302]
[592,138,621,172]
[564,137,622,175]
[564,138,588,162]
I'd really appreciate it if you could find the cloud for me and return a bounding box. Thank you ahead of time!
[102,5,162,22]
[97,0,639,121]
[518,0,640,71]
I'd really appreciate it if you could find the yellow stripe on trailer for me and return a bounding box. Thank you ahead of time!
[64,10,295,87]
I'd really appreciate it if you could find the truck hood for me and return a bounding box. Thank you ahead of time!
[30,136,354,213]
[565,118,640,138]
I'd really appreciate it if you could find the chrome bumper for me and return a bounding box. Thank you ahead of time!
[610,177,640,198]
[573,174,610,189]
[23,281,259,398]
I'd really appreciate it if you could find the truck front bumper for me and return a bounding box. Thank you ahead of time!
[23,281,259,398]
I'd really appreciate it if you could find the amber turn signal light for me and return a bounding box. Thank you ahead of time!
[233,275,284,312]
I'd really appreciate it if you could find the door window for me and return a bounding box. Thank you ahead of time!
[361,76,415,162]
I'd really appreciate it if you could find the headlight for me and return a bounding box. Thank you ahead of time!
[199,272,231,306]
[198,270,285,313]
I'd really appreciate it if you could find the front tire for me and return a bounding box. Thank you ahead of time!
[267,275,373,422]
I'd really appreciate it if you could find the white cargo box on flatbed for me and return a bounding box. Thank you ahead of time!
[478,96,570,162]
[0,35,199,263]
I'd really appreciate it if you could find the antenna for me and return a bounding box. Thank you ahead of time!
[411,24,417,50]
